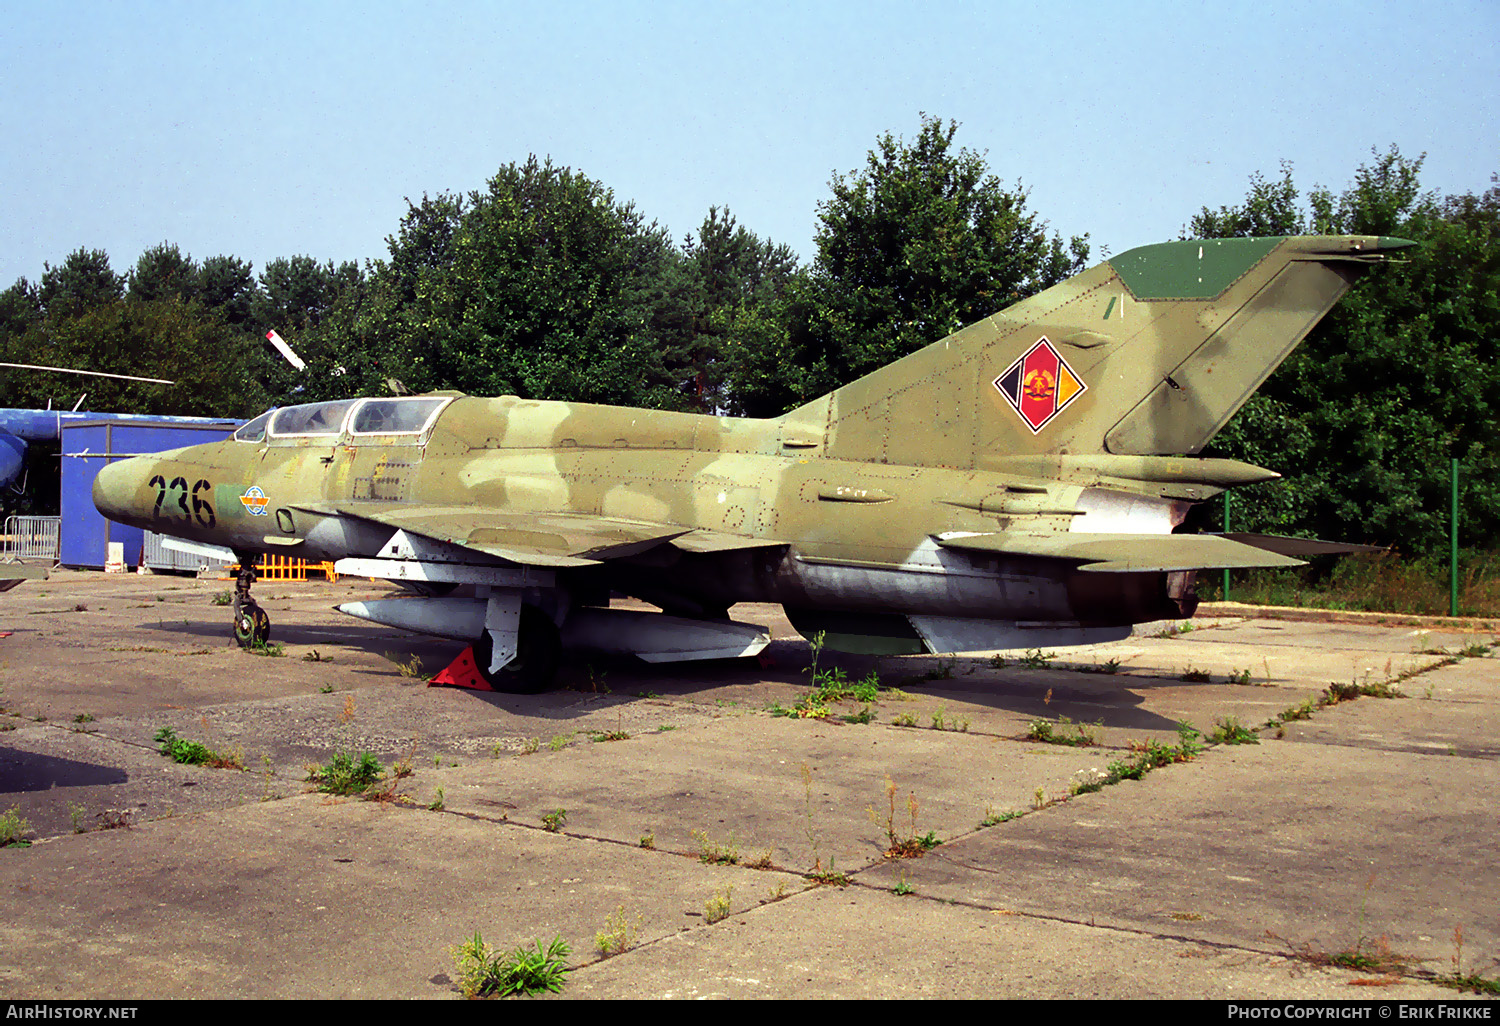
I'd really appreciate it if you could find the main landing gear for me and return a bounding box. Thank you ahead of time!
[232,561,270,648]
[472,603,560,695]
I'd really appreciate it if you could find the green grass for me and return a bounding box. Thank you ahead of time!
[1207,551,1500,618]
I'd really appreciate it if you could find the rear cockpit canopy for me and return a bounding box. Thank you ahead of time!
[232,397,452,444]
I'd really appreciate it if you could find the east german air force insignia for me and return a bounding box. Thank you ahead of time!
[239,486,270,515]
[993,337,1086,433]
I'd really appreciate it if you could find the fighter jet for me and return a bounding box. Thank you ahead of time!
[92,235,1412,691]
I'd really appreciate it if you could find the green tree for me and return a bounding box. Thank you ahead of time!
[728,115,1089,416]
[128,243,200,303]
[1186,161,1306,238]
[372,157,700,408]
[683,206,801,412]
[197,255,257,328]
[37,248,123,318]
[1195,150,1500,557]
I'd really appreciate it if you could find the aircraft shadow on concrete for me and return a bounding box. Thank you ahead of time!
[134,617,1206,735]
[0,746,128,793]
[450,636,1203,735]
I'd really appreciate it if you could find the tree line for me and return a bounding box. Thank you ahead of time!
[1,116,1494,557]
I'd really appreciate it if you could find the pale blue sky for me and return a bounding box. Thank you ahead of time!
[3,0,1496,286]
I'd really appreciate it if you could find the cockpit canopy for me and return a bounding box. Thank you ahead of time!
[233,397,451,443]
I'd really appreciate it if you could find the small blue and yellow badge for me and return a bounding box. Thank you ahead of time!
[239,486,270,515]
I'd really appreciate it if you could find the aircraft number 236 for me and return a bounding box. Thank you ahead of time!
[147,475,216,528]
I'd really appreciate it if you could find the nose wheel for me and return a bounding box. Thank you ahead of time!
[231,561,271,648]
[234,602,271,648]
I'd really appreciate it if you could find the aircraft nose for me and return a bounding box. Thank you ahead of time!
[93,457,147,525]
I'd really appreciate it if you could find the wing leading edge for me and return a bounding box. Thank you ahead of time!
[294,501,782,567]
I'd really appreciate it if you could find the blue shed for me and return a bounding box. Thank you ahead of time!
[60,418,239,568]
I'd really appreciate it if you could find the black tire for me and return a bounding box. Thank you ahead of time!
[472,605,560,694]
[233,602,271,648]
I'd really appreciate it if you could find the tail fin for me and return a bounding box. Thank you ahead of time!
[781,235,1413,468]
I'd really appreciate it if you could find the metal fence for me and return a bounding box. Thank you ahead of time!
[2,515,60,562]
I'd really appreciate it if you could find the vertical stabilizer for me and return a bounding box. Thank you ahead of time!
[788,236,1413,468]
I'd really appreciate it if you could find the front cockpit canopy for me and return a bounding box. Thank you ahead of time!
[232,397,450,443]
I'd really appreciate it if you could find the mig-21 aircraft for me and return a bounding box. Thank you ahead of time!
[92,235,1412,691]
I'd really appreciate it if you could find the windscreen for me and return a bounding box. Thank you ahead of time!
[269,400,357,437]
[233,409,274,442]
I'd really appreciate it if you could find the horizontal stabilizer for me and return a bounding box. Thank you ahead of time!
[1215,533,1386,559]
[934,531,1305,572]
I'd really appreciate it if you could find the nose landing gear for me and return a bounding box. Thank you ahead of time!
[231,561,271,648]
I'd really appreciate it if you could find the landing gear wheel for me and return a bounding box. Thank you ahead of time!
[234,601,271,648]
[473,605,560,694]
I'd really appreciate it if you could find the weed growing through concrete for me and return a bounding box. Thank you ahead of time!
[383,652,425,680]
[638,830,655,850]
[893,870,915,896]
[1441,925,1500,995]
[547,733,574,752]
[800,761,844,883]
[1069,767,1112,796]
[868,776,940,858]
[692,829,740,865]
[1019,649,1055,669]
[923,659,957,680]
[767,697,830,719]
[1207,716,1259,745]
[1025,716,1099,747]
[68,802,86,833]
[705,886,733,923]
[452,932,571,998]
[246,639,284,658]
[154,727,243,769]
[211,591,233,606]
[0,806,31,847]
[1228,667,1253,685]
[980,805,1022,827]
[307,751,384,795]
[595,905,642,957]
[808,865,849,886]
[892,711,917,727]
[541,808,567,832]
[1179,666,1211,683]
[301,649,332,663]
[428,787,445,811]
[1082,657,1123,675]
